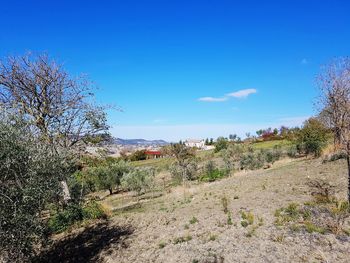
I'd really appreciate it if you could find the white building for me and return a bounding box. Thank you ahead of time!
[184,139,205,149]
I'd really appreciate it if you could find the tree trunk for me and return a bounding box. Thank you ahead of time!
[109,188,113,195]
[61,180,71,203]
[347,154,350,203]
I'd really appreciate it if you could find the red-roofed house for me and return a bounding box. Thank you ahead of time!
[145,150,162,159]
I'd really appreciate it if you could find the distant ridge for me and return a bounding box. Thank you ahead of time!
[113,138,169,146]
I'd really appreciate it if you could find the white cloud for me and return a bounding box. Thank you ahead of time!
[198,96,228,102]
[227,89,257,98]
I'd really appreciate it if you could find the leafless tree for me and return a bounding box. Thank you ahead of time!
[317,57,350,202]
[0,53,109,152]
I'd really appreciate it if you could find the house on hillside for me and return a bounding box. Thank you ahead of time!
[184,139,205,149]
[145,150,163,159]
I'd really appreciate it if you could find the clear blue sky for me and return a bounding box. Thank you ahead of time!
[1,0,349,141]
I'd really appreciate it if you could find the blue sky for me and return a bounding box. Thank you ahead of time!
[1,0,349,141]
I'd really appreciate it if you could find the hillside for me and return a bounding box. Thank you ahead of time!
[40,158,349,263]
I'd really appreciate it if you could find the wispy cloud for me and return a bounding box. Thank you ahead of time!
[198,96,228,102]
[301,58,308,65]
[198,88,257,102]
[227,88,257,98]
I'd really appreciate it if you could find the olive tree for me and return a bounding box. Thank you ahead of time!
[165,143,197,191]
[0,112,72,262]
[88,160,132,195]
[121,167,155,196]
[221,144,245,172]
[317,57,350,202]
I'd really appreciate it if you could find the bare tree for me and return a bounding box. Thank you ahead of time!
[0,53,109,151]
[317,57,350,202]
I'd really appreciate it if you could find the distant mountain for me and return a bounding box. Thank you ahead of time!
[112,138,169,146]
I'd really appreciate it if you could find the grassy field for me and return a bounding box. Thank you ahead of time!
[251,139,293,150]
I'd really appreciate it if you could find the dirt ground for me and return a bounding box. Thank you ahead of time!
[50,158,350,263]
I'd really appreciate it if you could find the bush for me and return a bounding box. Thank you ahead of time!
[200,161,227,182]
[48,203,84,233]
[240,151,265,170]
[129,150,147,161]
[264,146,282,164]
[221,144,245,171]
[287,145,298,158]
[214,137,228,153]
[170,159,198,183]
[48,201,107,233]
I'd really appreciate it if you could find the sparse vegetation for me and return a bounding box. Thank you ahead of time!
[189,216,198,224]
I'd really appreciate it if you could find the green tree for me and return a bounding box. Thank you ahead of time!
[121,167,155,196]
[221,144,245,171]
[214,137,228,152]
[89,160,132,195]
[296,118,329,157]
[129,150,147,161]
[0,113,72,262]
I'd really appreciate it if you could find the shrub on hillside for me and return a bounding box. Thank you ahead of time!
[221,144,245,171]
[240,151,265,170]
[264,146,282,164]
[129,150,147,161]
[169,159,198,183]
[287,145,298,158]
[48,201,107,233]
[200,160,227,182]
[214,137,229,153]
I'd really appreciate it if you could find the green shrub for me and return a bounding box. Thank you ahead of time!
[48,203,84,233]
[221,196,229,213]
[83,201,108,219]
[158,241,167,249]
[227,212,233,225]
[48,201,107,233]
[189,216,198,224]
[241,220,249,227]
[214,137,228,153]
[200,169,226,182]
[173,235,192,244]
[240,152,265,170]
[287,146,298,158]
